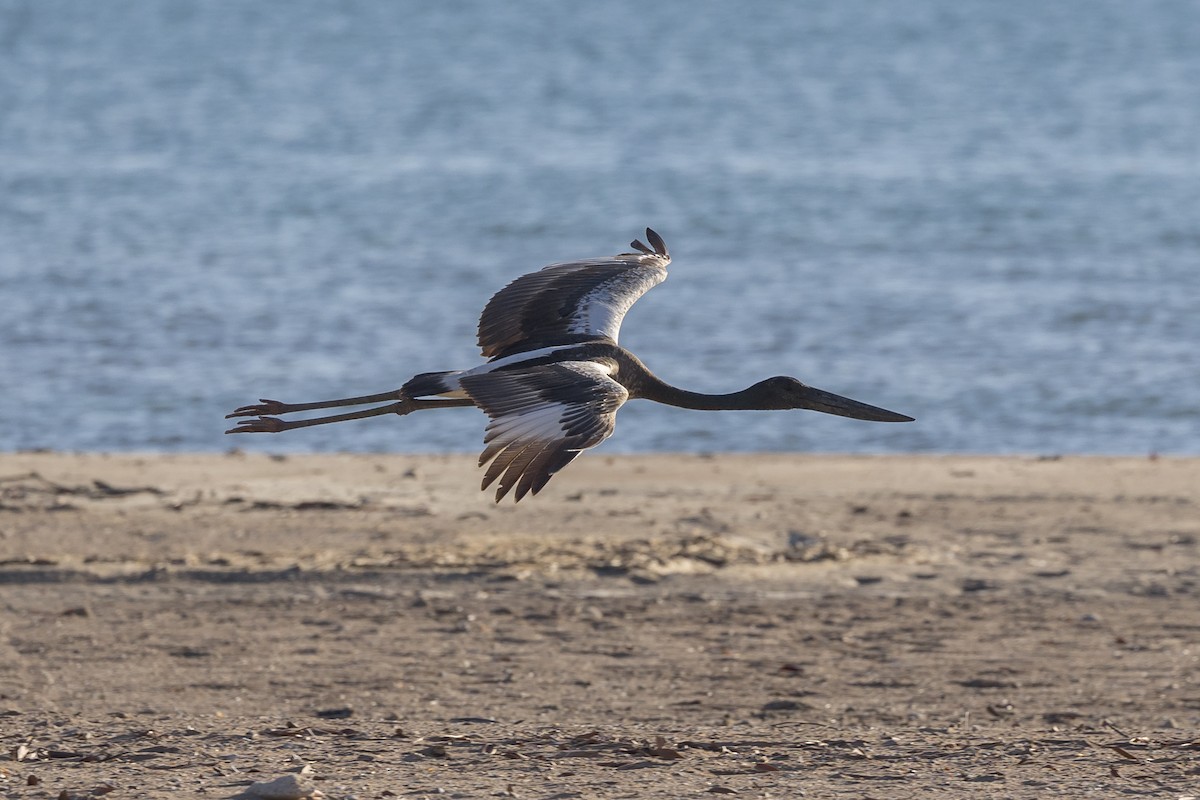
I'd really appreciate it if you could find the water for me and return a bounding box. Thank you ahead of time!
[2,1,1198,455]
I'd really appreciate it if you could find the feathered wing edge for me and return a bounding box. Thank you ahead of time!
[476,228,669,359]
[459,362,629,502]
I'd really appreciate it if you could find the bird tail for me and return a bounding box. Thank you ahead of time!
[401,371,466,399]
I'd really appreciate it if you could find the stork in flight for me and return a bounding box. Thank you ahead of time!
[226,229,913,502]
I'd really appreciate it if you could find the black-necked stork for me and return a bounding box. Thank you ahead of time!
[226,229,913,502]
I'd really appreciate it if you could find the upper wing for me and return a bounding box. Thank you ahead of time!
[477,228,670,359]
[458,361,629,502]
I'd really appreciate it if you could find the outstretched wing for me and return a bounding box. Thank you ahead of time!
[458,361,629,503]
[477,228,670,360]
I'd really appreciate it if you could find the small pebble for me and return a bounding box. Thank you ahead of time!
[244,773,321,800]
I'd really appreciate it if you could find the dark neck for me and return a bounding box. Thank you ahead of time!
[609,347,775,410]
[635,373,768,411]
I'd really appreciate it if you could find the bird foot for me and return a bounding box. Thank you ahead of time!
[225,416,287,434]
[226,399,289,419]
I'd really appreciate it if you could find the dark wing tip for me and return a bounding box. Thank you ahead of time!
[644,228,668,257]
[629,228,667,258]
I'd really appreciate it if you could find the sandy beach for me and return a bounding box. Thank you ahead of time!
[0,452,1196,798]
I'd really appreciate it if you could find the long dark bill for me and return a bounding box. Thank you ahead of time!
[799,386,915,423]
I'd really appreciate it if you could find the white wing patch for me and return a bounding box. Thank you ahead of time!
[477,251,669,359]
[566,268,666,343]
[458,361,629,502]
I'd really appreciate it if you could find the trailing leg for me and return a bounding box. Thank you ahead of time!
[226,390,403,419]
[224,397,477,434]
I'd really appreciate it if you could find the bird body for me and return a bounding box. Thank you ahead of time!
[227,229,913,502]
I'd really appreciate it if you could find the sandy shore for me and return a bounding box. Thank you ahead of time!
[0,452,1197,798]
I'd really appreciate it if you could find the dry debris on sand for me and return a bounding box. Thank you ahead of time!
[0,453,1197,798]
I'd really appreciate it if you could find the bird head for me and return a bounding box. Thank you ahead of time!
[755,376,914,422]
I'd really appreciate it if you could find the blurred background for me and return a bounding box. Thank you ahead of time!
[1,1,1197,455]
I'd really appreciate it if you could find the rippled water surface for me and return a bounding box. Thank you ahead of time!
[3,1,1198,454]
